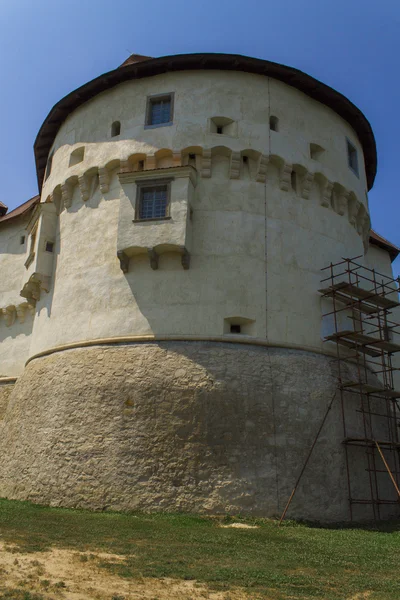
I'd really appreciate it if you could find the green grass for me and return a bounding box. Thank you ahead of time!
[0,591,45,600]
[0,498,399,599]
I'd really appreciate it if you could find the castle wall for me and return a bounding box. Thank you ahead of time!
[0,62,397,521]
[43,71,368,207]
[0,342,396,521]
[25,70,369,360]
[0,219,34,376]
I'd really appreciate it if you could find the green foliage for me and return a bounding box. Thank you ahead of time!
[0,498,399,599]
[0,590,45,600]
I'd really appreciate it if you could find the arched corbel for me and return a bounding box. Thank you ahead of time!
[2,306,16,327]
[255,154,269,183]
[61,181,73,209]
[201,149,212,178]
[300,171,314,199]
[78,174,90,202]
[347,194,360,227]
[229,151,241,179]
[99,167,110,194]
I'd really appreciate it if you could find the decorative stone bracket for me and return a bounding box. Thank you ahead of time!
[20,273,51,304]
[0,302,34,327]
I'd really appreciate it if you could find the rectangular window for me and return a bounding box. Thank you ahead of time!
[137,183,170,220]
[347,139,359,177]
[145,93,174,128]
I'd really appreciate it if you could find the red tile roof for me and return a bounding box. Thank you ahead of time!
[0,195,39,225]
[369,230,400,262]
[119,54,153,68]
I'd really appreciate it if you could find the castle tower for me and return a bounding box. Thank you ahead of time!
[0,53,399,521]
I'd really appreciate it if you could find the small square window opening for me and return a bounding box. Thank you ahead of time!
[139,185,169,220]
[230,324,241,334]
[269,116,279,132]
[347,139,359,176]
[45,241,55,253]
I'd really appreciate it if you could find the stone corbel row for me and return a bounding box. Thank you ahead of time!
[0,302,34,327]
[45,146,369,245]
[117,247,190,273]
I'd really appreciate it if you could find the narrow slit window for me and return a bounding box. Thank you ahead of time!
[291,170,297,192]
[146,94,173,127]
[45,150,54,180]
[111,121,121,137]
[347,139,359,176]
[20,235,25,245]
[269,116,279,132]
[138,184,169,220]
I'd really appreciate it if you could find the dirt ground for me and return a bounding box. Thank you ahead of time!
[0,542,251,600]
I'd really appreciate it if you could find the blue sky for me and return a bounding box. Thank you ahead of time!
[1,0,399,274]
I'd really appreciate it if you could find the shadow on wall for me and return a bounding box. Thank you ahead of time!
[0,314,34,344]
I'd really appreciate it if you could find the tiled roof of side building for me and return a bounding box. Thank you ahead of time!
[0,195,40,225]
[369,230,400,263]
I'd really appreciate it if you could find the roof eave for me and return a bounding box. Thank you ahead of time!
[33,52,377,192]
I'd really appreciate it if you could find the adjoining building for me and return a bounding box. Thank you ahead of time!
[0,53,399,521]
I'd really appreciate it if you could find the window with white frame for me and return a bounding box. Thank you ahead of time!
[145,93,174,127]
[136,181,171,220]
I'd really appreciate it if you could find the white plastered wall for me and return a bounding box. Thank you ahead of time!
[1,68,382,371]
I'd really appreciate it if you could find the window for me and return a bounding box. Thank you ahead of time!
[291,170,297,193]
[224,316,255,335]
[45,150,54,181]
[145,93,174,127]
[210,117,237,136]
[269,116,279,131]
[25,223,38,269]
[45,241,54,253]
[347,139,359,176]
[111,121,121,137]
[20,235,25,245]
[136,181,170,220]
[310,143,325,160]
[69,147,85,167]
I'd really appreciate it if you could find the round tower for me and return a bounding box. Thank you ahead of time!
[1,53,396,521]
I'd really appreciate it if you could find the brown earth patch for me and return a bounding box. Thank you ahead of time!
[0,542,256,599]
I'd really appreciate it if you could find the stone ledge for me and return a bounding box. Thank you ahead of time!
[25,334,351,367]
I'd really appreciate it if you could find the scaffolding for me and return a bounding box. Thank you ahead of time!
[319,256,400,521]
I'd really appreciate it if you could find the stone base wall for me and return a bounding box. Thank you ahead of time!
[0,382,14,420]
[0,342,397,522]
